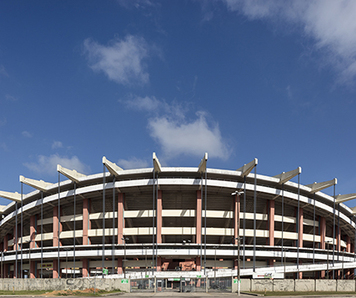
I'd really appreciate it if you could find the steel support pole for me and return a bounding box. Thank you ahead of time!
[15,201,18,278]
[297,173,300,277]
[41,191,43,278]
[112,176,115,275]
[73,182,76,278]
[204,170,207,275]
[21,182,23,278]
[102,165,106,278]
[253,166,256,272]
[152,170,155,274]
[57,172,61,278]
[313,193,315,264]
[243,176,246,269]
[333,184,336,279]
[281,184,284,267]
[155,174,158,270]
[200,174,203,273]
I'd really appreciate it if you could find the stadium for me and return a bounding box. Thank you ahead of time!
[1,153,356,281]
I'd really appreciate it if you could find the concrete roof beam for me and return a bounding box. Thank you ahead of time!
[19,175,52,192]
[237,158,258,177]
[57,165,86,184]
[336,193,356,204]
[274,167,302,184]
[198,153,208,174]
[0,205,5,213]
[306,178,337,193]
[153,152,162,173]
[102,156,123,176]
[0,191,21,202]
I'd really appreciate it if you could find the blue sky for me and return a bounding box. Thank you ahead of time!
[1,0,356,206]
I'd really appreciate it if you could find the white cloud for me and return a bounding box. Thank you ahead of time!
[0,118,6,127]
[22,131,33,138]
[122,95,161,112]
[222,0,356,84]
[52,141,63,149]
[122,96,230,160]
[24,154,90,175]
[117,0,155,9]
[148,111,230,160]
[83,35,151,85]
[118,157,149,169]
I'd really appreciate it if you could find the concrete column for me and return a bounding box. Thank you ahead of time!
[53,259,59,279]
[53,206,62,247]
[320,217,326,249]
[30,215,37,249]
[157,190,162,244]
[337,226,341,252]
[157,256,162,271]
[13,225,19,251]
[82,198,91,245]
[118,193,124,243]
[4,264,8,278]
[117,258,123,274]
[82,259,89,277]
[234,194,240,244]
[347,236,351,252]
[196,190,202,244]
[196,256,201,271]
[30,260,36,279]
[269,200,275,246]
[298,208,303,248]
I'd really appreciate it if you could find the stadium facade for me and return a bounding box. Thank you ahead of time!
[0,153,356,279]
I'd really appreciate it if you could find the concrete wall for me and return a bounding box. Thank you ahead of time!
[315,279,336,292]
[273,279,294,292]
[336,280,355,292]
[0,278,130,292]
[295,279,314,291]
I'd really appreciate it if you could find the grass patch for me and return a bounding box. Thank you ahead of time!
[252,291,356,296]
[0,288,121,297]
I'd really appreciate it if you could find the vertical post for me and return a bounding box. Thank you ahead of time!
[333,184,336,279]
[73,182,76,278]
[152,170,155,274]
[204,170,207,275]
[112,176,116,275]
[281,184,284,268]
[296,173,300,278]
[102,164,106,278]
[243,176,246,269]
[20,182,23,278]
[15,201,18,278]
[57,172,61,278]
[253,166,256,272]
[313,193,316,264]
[157,190,162,244]
[40,191,43,278]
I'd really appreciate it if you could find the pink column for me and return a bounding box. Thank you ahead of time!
[337,226,341,252]
[196,256,201,271]
[82,198,91,245]
[117,258,123,274]
[30,261,36,279]
[118,193,124,243]
[346,236,351,278]
[30,215,36,249]
[53,206,62,247]
[157,190,162,244]
[298,208,303,248]
[157,256,162,271]
[82,259,89,277]
[196,190,202,244]
[297,208,303,279]
[269,200,275,246]
[53,259,59,279]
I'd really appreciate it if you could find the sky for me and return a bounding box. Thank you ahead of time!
[1,0,356,206]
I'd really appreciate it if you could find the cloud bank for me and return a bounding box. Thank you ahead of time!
[24,154,90,175]
[83,35,151,86]
[222,0,356,84]
[118,157,149,169]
